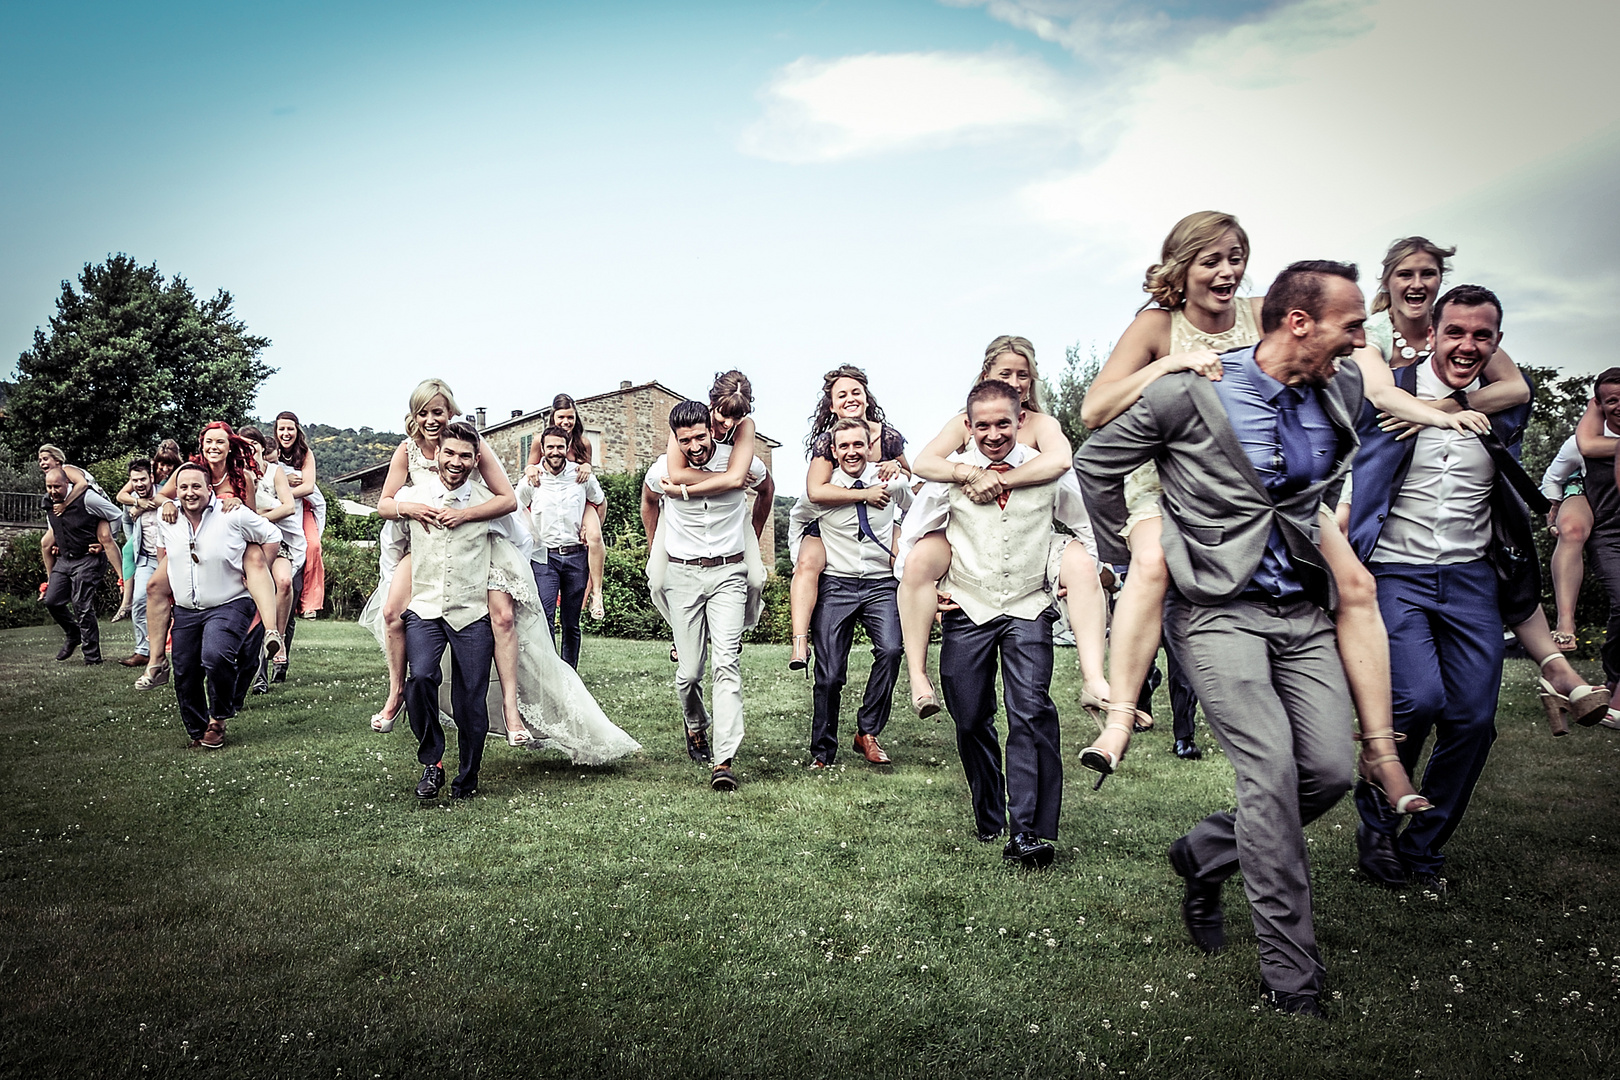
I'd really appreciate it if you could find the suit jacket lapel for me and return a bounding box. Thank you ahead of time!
[1184,377,1271,500]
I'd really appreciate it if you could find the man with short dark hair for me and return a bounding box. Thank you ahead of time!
[1575,368,1620,716]
[937,379,1074,868]
[1347,285,1544,890]
[517,424,605,668]
[800,417,911,768]
[392,422,502,799]
[42,467,123,665]
[1076,259,1369,1017]
[121,458,165,667]
[641,399,774,791]
[156,462,279,748]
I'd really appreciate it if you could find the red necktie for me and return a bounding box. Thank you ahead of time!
[987,461,1012,509]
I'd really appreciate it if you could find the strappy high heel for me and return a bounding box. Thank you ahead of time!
[1080,688,1108,731]
[370,706,400,733]
[1079,703,1135,790]
[1536,652,1608,730]
[1355,731,1431,814]
[788,634,811,674]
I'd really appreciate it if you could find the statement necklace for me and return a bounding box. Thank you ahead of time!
[1391,319,1432,363]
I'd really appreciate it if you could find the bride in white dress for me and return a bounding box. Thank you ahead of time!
[359,378,640,766]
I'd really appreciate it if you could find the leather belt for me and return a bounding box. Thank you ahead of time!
[668,552,745,568]
[548,543,586,556]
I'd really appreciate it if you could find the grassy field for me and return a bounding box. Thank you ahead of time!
[4,620,1619,1079]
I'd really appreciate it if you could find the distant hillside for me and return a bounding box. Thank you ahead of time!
[256,420,402,494]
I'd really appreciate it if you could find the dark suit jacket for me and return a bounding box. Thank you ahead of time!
[1074,355,1364,611]
[1347,364,1539,622]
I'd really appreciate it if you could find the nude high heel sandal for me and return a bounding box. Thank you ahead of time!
[1355,731,1431,814]
[1536,652,1608,731]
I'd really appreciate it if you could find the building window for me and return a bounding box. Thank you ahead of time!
[585,429,603,467]
[519,435,532,469]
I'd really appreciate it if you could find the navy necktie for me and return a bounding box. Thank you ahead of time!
[1274,387,1313,496]
[852,480,894,557]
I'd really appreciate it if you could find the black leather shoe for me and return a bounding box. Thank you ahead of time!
[976,828,1003,843]
[686,726,712,764]
[252,663,271,695]
[1168,836,1225,954]
[271,661,287,684]
[83,656,103,666]
[1356,822,1407,888]
[1174,738,1203,760]
[415,764,445,800]
[1260,983,1325,1019]
[55,640,79,662]
[449,786,478,801]
[1002,832,1055,869]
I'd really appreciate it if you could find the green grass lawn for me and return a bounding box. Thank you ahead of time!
[4,620,1619,1079]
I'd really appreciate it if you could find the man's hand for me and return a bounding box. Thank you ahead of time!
[161,502,179,524]
[524,464,543,485]
[1548,501,1563,534]
[38,582,48,599]
[936,589,960,613]
[88,542,104,555]
[48,545,60,557]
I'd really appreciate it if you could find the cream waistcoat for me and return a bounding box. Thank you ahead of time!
[408,481,495,630]
[942,465,1060,626]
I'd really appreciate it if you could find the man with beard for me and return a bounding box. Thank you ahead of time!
[155,462,279,748]
[640,399,773,791]
[517,425,605,669]
[1346,285,1541,892]
[1076,260,1369,1018]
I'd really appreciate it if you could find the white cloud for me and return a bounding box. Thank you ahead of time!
[739,51,1073,163]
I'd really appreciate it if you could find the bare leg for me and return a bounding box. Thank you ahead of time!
[898,532,952,708]
[583,502,606,620]
[789,536,827,667]
[1551,496,1591,645]
[1318,516,1430,812]
[1058,540,1110,703]
[271,554,295,655]
[488,588,523,735]
[1085,516,1169,768]
[141,563,173,682]
[376,554,413,725]
[242,545,279,636]
[115,574,134,622]
[1515,606,1601,699]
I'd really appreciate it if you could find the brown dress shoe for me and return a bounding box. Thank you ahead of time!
[853,733,891,765]
[119,653,150,668]
[201,719,226,749]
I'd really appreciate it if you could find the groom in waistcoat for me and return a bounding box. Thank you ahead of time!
[397,422,498,801]
[938,379,1067,870]
[1076,260,1368,1018]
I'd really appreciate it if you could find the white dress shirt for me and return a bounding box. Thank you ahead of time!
[517,462,606,557]
[805,464,914,579]
[1539,427,1616,502]
[158,498,280,610]
[645,446,768,561]
[1372,362,1495,565]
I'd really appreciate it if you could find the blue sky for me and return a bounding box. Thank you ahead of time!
[3,0,1615,491]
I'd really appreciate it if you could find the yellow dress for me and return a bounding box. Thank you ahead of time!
[1120,301,1261,538]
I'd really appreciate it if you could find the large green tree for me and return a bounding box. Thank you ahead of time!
[5,254,273,463]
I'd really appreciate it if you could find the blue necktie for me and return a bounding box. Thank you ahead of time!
[1274,387,1313,496]
[852,480,894,557]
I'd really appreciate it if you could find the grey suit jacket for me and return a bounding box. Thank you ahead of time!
[1074,358,1363,610]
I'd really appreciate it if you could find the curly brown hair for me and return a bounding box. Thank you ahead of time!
[1140,211,1250,312]
[804,365,887,456]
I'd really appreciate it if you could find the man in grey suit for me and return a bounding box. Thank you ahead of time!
[1075,260,1368,1019]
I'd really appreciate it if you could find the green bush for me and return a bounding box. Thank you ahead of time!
[598,467,649,545]
[591,534,663,641]
[0,591,51,629]
[320,537,379,621]
[323,485,384,543]
[0,530,121,614]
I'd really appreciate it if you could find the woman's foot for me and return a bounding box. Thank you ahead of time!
[112,601,131,622]
[505,721,534,747]
[788,634,810,672]
[372,690,404,733]
[1079,704,1135,790]
[1080,681,1111,730]
[910,671,940,719]
[1537,653,1609,726]
[589,591,605,621]
[1357,734,1432,815]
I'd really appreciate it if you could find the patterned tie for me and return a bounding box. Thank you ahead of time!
[1273,387,1313,496]
[851,480,894,557]
[987,460,1013,509]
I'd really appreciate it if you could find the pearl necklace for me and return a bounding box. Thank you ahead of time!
[1391,319,1431,363]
